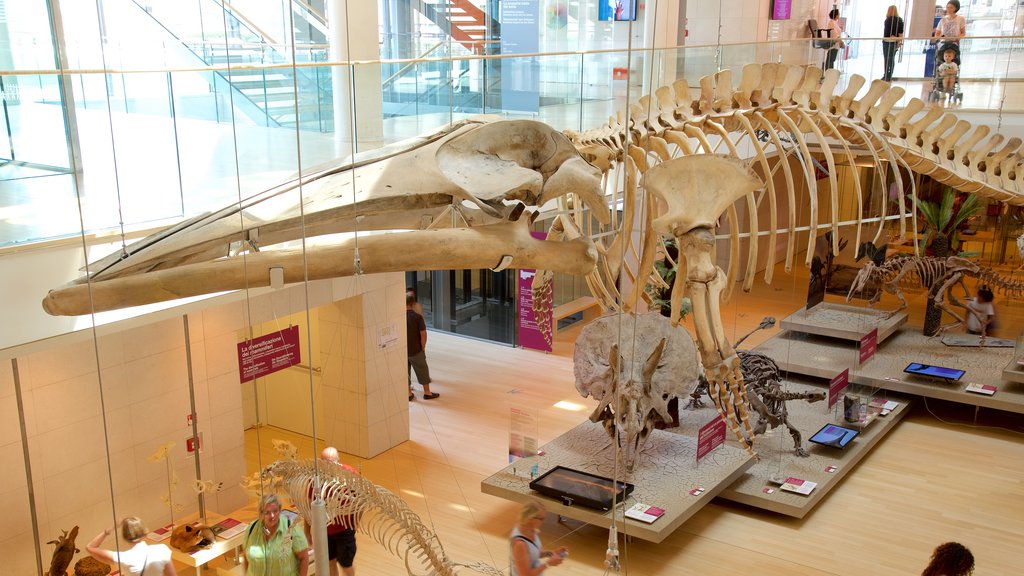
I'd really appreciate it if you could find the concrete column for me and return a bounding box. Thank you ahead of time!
[318,273,408,458]
[328,0,384,151]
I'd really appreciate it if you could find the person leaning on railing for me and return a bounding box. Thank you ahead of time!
[882,5,904,82]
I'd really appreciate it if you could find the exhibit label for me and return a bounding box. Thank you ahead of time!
[859,328,877,364]
[696,417,727,461]
[828,368,849,410]
[508,406,539,462]
[237,325,301,383]
[516,232,553,352]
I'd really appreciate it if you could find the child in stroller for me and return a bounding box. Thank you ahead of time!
[930,43,962,103]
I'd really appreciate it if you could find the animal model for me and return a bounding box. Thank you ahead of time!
[169,522,216,553]
[46,526,79,576]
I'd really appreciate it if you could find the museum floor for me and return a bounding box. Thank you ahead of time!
[243,259,1024,576]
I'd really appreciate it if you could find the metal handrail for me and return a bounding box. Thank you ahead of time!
[381,42,447,89]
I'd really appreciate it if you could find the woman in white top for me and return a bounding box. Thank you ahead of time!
[86,517,177,576]
[509,501,567,576]
[934,0,966,64]
[823,9,845,71]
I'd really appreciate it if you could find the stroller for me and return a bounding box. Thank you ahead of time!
[928,41,963,103]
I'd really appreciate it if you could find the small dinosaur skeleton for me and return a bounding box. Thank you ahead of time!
[847,254,1024,332]
[46,526,79,576]
[268,459,503,576]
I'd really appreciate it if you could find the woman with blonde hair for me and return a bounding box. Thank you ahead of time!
[509,500,568,575]
[86,516,177,575]
[243,493,309,576]
[882,5,904,81]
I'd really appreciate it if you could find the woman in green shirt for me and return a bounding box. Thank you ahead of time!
[243,494,309,576]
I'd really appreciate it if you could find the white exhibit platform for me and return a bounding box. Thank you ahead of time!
[756,328,1024,414]
[716,379,910,518]
[480,420,754,543]
[779,303,907,342]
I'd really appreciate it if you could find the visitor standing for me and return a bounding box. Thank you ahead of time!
[86,517,176,576]
[510,501,567,576]
[407,291,439,400]
[824,9,845,71]
[305,447,360,576]
[243,494,309,576]
[882,5,904,81]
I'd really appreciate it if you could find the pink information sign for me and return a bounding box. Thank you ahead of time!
[516,232,553,352]
[771,0,792,20]
[859,328,878,364]
[237,325,301,383]
[828,368,850,410]
[696,416,727,461]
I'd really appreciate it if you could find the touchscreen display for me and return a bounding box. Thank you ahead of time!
[808,424,860,449]
[903,362,965,381]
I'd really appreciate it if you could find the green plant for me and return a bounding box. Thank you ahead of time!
[646,238,692,320]
[914,188,982,255]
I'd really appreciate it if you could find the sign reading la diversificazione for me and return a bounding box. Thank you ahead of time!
[237,326,301,383]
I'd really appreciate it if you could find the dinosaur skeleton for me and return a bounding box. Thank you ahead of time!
[686,317,825,456]
[847,254,1024,333]
[38,62,1024,574]
[267,459,503,576]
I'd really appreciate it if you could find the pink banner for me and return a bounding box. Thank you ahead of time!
[696,417,727,462]
[771,0,792,20]
[859,328,878,364]
[237,325,301,383]
[828,368,850,410]
[516,232,553,352]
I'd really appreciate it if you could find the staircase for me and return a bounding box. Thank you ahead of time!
[413,0,495,55]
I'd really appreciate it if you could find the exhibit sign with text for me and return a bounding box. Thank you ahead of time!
[509,406,539,462]
[771,0,792,20]
[696,417,726,462]
[500,0,539,112]
[859,328,878,364]
[517,231,553,352]
[237,325,301,383]
[828,368,850,410]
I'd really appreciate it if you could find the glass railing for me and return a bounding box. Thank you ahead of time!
[2,35,1023,248]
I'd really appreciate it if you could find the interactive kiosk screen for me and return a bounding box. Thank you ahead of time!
[529,466,634,511]
[903,362,965,381]
[808,423,860,449]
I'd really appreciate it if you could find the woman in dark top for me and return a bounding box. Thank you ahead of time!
[882,5,904,81]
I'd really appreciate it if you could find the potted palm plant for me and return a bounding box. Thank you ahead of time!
[915,187,982,257]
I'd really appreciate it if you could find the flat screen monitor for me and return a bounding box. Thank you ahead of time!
[808,423,860,449]
[598,0,637,21]
[529,465,634,511]
[903,362,965,381]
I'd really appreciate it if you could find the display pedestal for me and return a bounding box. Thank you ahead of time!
[480,420,754,543]
[757,329,1024,413]
[780,303,907,342]
[717,379,910,518]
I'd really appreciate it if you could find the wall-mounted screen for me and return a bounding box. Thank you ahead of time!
[598,0,637,21]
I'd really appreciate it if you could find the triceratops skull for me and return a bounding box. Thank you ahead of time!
[573,313,701,472]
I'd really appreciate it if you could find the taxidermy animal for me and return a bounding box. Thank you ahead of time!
[169,523,217,553]
[46,525,79,576]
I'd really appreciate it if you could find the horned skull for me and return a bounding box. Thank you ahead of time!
[574,313,701,472]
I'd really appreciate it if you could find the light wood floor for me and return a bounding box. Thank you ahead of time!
[243,260,1024,576]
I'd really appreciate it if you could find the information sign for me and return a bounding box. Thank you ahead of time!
[237,325,301,383]
[828,368,850,410]
[696,417,726,462]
